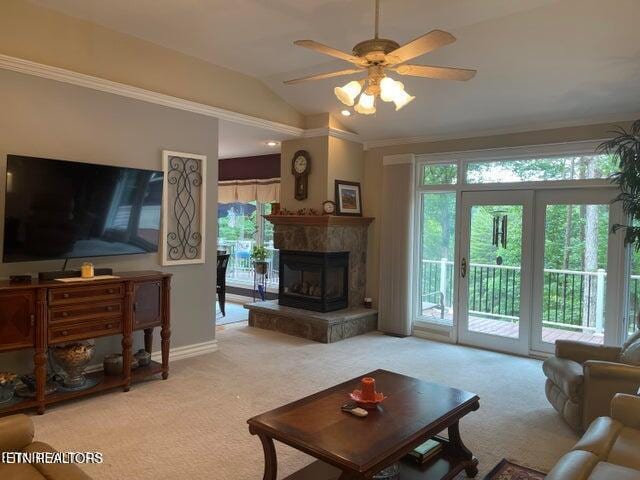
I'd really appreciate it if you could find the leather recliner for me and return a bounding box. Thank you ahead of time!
[543,335,640,432]
[0,414,92,479]
[547,393,640,479]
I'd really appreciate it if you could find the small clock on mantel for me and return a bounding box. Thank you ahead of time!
[291,150,311,200]
[322,200,336,215]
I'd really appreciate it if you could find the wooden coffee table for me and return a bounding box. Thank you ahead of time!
[247,369,480,480]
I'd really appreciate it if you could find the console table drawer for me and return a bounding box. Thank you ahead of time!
[49,284,124,305]
[49,319,122,343]
[49,301,123,324]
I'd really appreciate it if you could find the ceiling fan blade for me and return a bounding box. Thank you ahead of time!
[392,64,477,81]
[294,40,366,66]
[386,30,456,65]
[284,68,363,85]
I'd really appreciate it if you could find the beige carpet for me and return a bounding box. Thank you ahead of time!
[32,324,578,479]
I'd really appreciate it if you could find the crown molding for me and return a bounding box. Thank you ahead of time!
[302,126,362,144]
[383,153,415,166]
[0,54,304,137]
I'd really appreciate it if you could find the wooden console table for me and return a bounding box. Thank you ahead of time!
[0,270,171,415]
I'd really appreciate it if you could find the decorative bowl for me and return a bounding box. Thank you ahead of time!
[0,372,18,404]
[349,389,387,409]
[103,354,123,376]
[52,342,95,388]
[134,349,151,367]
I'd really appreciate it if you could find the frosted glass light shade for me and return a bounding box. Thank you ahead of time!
[393,84,415,111]
[354,92,376,115]
[380,76,401,102]
[334,80,363,106]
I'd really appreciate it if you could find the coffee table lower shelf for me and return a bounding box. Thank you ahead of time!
[284,451,478,480]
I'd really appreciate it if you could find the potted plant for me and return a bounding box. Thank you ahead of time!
[598,119,640,247]
[251,245,269,275]
[598,119,640,329]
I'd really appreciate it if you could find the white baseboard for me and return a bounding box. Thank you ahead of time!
[150,340,218,362]
[84,339,218,374]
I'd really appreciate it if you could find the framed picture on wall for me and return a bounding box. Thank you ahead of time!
[335,180,362,216]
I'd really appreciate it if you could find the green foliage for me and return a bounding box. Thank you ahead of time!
[250,245,268,262]
[598,120,640,249]
[422,164,457,185]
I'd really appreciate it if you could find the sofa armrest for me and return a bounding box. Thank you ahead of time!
[611,393,640,429]
[555,340,621,364]
[583,361,640,429]
[584,360,640,381]
[0,414,35,453]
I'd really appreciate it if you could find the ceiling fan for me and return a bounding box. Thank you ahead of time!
[284,0,477,114]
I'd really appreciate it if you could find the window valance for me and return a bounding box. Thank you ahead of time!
[218,178,280,204]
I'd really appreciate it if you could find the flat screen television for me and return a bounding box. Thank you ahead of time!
[3,155,164,263]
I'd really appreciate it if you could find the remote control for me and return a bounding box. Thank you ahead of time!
[341,402,368,417]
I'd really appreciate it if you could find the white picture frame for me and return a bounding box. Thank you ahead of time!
[161,150,207,265]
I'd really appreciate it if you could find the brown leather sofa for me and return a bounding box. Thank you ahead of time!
[547,393,640,479]
[0,414,92,479]
[543,334,640,432]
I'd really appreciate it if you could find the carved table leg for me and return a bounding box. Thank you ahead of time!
[35,289,47,415]
[122,281,133,392]
[249,427,277,480]
[161,277,171,380]
[34,347,47,415]
[144,328,153,354]
[448,420,479,477]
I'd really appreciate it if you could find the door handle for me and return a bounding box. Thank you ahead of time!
[461,258,467,278]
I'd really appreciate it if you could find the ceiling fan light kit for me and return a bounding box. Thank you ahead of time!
[285,0,476,115]
[334,80,365,107]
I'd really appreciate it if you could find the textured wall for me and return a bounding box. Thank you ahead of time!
[0,68,218,372]
[0,0,304,128]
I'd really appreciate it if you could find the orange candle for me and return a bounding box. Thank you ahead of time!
[361,377,376,401]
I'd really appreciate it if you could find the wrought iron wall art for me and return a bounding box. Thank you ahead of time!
[162,151,207,265]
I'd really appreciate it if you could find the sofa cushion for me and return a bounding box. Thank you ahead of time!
[573,417,622,459]
[23,441,93,480]
[546,450,600,480]
[543,356,584,401]
[589,461,640,480]
[607,426,640,471]
[0,463,47,480]
[0,414,35,453]
[620,335,640,366]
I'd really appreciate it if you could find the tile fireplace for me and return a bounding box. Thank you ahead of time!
[279,250,349,312]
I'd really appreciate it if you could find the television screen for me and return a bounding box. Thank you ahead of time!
[3,155,164,263]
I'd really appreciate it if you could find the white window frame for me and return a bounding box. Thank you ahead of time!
[413,139,632,349]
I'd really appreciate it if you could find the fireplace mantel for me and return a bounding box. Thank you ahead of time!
[264,215,374,227]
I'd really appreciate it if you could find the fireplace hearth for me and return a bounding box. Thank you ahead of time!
[279,250,349,312]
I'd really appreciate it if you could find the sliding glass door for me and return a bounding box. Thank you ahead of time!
[458,190,533,355]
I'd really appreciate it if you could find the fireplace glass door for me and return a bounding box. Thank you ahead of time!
[279,251,349,312]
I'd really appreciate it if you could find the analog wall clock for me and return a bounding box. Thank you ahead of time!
[291,150,311,200]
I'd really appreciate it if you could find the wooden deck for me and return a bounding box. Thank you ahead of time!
[469,316,604,344]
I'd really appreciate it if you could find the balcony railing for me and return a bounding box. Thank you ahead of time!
[421,259,639,335]
[218,240,279,285]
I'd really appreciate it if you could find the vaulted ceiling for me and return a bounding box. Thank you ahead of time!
[30,0,640,142]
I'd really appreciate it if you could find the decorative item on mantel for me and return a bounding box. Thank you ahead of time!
[162,150,207,266]
[335,180,363,216]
